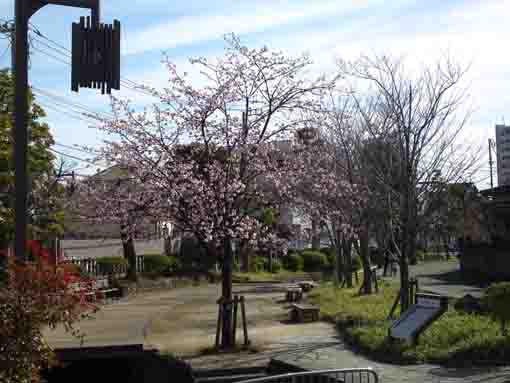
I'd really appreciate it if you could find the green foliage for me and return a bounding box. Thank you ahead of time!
[250,256,266,272]
[96,256,128,275]
[0,69,62,245]
[484,282,510,336]
[284,253,304,272]
[144,254,177,275]
[301,250,329,271]
[271,259,282,273]
[310,282,510,365]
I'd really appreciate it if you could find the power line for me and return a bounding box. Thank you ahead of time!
[29,32,156,98]
[30,27,152,92]
[49,147,100,166]
[37,100,100,124]
[54,142,99,155]
[32,86,115,120]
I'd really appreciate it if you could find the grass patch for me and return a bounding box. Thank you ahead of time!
[310,282,510,366]
[309,281,401,323]
[233,270,309,283]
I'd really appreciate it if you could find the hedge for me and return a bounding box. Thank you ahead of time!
[284,253,304,272]
[301,250,328,271]
[144,254,177,275]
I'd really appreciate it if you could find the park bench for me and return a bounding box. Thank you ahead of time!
[95,277,122,300]
[69,277,121,302]
[290,303,320,322]
[285,287,303,302]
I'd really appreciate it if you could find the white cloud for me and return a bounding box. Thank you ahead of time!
[122,0,392,56]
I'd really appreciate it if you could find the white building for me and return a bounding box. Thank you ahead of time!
[496,124,510,186]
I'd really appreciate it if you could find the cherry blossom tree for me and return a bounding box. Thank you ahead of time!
[91,34,334,348]
[281,130,372,290]
[69,167,160,281]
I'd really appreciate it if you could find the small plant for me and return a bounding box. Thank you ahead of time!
[250,256,266,272]
[284,253,304,272]
[301,250,328,272]
[0,256,97,383]
[484,282,510,336]
[271,259,282,273]
[144,254,177,275]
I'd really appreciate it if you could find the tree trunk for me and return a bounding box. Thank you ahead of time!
[342,237,353,288]
[221,237,234,348]
[121,224,138,282]
[0,239,8,286]
[124,237,138,282]
[359,226,372,295]
[311,216,320,250]
[240,241,249,272]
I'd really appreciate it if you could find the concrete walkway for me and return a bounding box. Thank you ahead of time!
[380,260,484,298]
[43,271,510,383]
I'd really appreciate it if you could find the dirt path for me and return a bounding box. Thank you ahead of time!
[145,283,338,366]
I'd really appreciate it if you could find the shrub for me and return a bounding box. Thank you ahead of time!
[96,256,128,275]
[301,250,329,271]
[0,257,96,383]
[250,256,266,272]
[144,254,177,275]
[484,282,510,336]
[271,259,282,273]
[284,253,304,271]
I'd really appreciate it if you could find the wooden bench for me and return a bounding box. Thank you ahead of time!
[286,287,303,302]
[95,277,122,300]
[290,304,320,322]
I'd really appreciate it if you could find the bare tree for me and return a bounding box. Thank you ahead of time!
[340,54,481,310]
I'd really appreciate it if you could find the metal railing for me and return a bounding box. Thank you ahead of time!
[238,368,379,383]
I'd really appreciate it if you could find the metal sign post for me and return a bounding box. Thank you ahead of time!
[12,0,118,262]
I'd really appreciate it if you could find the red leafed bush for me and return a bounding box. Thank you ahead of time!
[0,257,99,383]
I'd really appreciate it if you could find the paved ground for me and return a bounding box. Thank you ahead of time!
[43,263,510,382]
[381,259,484,298]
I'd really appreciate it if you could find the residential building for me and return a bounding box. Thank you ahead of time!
[495,124,510,185]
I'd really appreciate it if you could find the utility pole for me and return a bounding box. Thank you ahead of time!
[12,0,118,262]
[488,138,494,189]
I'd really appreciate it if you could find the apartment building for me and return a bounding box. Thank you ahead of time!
[496,124,510,185]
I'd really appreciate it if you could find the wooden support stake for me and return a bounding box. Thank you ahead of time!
[240,296,249,346]
[215,298,223,349]
[232,295,239,344]
[387,290,400,320]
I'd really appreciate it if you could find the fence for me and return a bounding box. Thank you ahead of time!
[67,255,145,277]
[238,368,379,383]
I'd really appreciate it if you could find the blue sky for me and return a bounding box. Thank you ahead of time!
[0,0,508,186]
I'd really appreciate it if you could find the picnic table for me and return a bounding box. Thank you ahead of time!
[290,303,320,322]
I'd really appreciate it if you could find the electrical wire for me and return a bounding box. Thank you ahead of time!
[32,86,115,120]
[54,142,99,155]
[29,31,156,98]
[49,148,99,166]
